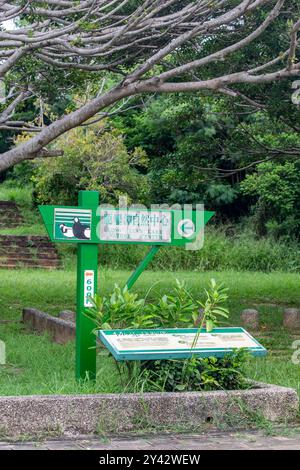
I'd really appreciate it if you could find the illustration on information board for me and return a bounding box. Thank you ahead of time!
[54,208,92,240]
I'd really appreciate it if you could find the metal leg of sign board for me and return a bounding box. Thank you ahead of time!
[125,245,160,290]
[76,191,99,381]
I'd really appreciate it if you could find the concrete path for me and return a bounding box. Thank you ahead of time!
[1,430,300,450]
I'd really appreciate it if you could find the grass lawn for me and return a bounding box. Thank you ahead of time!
[0,268,300,398]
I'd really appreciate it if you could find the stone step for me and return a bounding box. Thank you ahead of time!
[0,264,59,270]
[0,259,60,265]
[0,235,48,241]
[0,220,24,225]
[0,255,60,263]
[0,244,58,252]
[0,257,60,265]
[0,241,55,248]
[0,233,61,269]
[0,244,57,252]
[0,238,53,246]
[0,200,18,207]
[0,250,59,259]
[0,204,61,270]
[0,236,52,242]
[0,242,56,249]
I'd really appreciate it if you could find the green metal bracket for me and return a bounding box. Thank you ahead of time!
[125,245,160,290]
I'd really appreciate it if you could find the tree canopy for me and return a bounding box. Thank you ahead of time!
[0,0,300,172]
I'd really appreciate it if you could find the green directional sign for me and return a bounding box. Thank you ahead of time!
[38,191,215,381]
[39,205,214,246]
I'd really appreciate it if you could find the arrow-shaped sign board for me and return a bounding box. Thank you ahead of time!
[39,205,214,246]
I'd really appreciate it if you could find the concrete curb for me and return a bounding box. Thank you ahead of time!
[0,383,298,438]
[22,308,75,344]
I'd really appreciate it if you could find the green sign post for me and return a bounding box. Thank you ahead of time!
[39,190,214,380]
[76,191,98,380]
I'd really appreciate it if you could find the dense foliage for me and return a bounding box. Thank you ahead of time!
[85,279,228,331]
[1,1,299,172]
[98,229,300,272]
[6,89,300,241]
[138,352,249,392]
[31,123,149,205]
[241,161,300,238]
[113,93,300,233]
[2,2,300,239]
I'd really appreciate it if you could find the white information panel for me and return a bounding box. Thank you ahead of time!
[98,328,267,361]
[99,210,172,243]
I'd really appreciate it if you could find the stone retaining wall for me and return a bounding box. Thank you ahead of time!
[0,383,298,438]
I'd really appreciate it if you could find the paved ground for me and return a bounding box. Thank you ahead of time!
[1,430,300,450]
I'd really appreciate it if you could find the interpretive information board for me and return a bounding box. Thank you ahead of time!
[98,327,267,361]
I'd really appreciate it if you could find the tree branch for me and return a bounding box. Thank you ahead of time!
[0,0,299,173]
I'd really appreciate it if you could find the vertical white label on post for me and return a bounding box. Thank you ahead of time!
[0,340,5,365]
[84,270,95,307]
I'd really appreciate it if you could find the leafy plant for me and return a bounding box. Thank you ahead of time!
[84,284,157,330]
[152,279,197,328]
[31,123,150,206]
[84,294,112,330]
[135,350,250,393]
[86,280,200,330]
[198,278,229,332]
[86,278,229,333]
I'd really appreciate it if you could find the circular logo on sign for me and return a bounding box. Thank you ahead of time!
[177,219,195,238]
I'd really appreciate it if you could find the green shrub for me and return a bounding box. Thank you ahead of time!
[147,279,197,328]
[241,161,300,239]
[31,123,150,206]
[85,284,157,330]
[137,350,250,392]
[85,281,197,330]
[86,278,228,331]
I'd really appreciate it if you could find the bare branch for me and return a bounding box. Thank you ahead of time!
[287,19,300,70]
